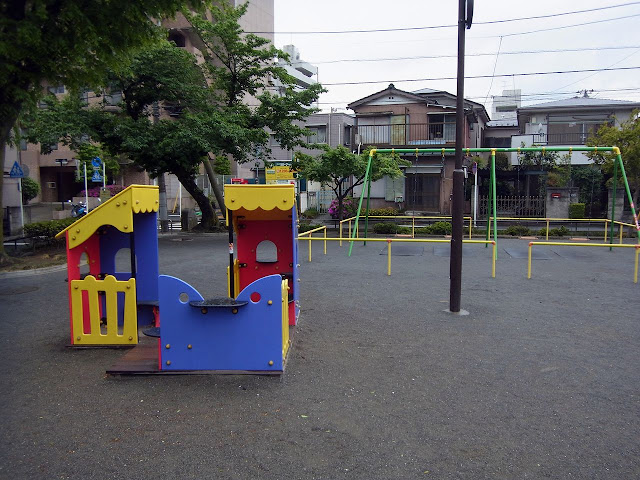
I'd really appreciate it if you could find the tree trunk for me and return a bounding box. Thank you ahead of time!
[204,155,226,219]
[176,172,218,231]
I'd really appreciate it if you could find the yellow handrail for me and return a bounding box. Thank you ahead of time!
[527,241,640,283]
[298,225,327,262]
[297,236,496,278]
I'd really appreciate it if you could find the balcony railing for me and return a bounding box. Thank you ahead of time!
[531,132,595,146]
[355,123,456,146]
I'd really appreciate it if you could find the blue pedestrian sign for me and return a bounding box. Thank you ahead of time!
[91,171,103,183]
[91,156,102,168]
[9,161,24,178]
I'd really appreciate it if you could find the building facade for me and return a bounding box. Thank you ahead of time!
[347,84,489,214]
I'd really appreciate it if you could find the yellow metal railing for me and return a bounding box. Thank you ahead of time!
[487,217,638,244]
[527,241,640,283]
[338,215,473,246]
[70,274,138,345]
[297,225,327,262]
[297,236,496,278]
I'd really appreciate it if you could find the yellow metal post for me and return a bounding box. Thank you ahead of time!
[619,223,624,244]
[527,243,532,279]
[468,219,472,239]
[308,235,312,262]
[604,220,608,242]
[387,240,392,276]
[349,220,352,240]
[412,217,415,238]
[339,221,343,247]
[492,241,496,278]
[487,216,491,239]
[324,227,327,255]
[546,219,549,241]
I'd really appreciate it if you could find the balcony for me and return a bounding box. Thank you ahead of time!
[355,122,456,147]
[530,132,597,146]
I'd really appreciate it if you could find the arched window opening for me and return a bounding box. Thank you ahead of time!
[256,240,278,263]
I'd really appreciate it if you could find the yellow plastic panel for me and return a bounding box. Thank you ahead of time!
[225,185,295,214]
[56,185,159,249]
[70,275,138,345]
[281,279,290,360]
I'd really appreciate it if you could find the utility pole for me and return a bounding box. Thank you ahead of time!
[449,0,473,313]
[154,102,169,233]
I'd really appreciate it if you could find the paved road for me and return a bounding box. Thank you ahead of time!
[1,235,638,479]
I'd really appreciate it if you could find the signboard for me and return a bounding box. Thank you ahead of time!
[265,165,296,184]
[91,171,103,183]
[9,161,24,178]
[231,178,248,184]
[91,157,102,168]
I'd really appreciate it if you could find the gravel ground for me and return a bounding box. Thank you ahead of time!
[0,234,638,479]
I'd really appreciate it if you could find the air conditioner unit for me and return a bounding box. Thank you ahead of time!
[47,182,57,189]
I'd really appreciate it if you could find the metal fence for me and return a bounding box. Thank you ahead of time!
[479,196,545,218]
[306,190,336,213]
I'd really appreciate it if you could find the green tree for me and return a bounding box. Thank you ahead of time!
[21,177,39,204]
[27,3,323,230]
[293,146,409,222]
[587,110,640,210]
[0,0,206,257]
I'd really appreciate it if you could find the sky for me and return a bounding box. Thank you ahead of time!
[271,0,640,116]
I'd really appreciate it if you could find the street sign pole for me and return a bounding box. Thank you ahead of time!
[18,178,24,232]
[84,163,89,211]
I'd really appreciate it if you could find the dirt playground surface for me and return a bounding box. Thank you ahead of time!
[1,234,638,479]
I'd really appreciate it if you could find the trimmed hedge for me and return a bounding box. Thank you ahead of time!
[505,225,531,236]
[373,222,398,234]
[298,223,322,233]
[568,203,586,219]
[23,218,75,243]
[368,207,399,216]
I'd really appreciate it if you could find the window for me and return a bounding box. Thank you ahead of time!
[47,85,65,94]
[307,126,327,144]
[343,125,352,146]
[168,31,186,47]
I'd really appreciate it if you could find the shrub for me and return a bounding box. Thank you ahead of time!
[369,207,398,216]
[429,221,452,235]
[328,197,358,219]
[298,223,321,233]
[78,184,124,198]
[568,203,586,219]
[21,177,40,204]
[505,224,532,236]
[24,218,75,243]
[301,207,319,219]
[549,225,570,237]
[373,222,397,234]
[396,226,411,234]
[538,227,548,237]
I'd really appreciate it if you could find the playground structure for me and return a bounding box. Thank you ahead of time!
[297,146,639,283]
[56,184,298,374]
[349,147,640,254]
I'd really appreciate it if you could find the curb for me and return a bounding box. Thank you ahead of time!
[0,263,68,279]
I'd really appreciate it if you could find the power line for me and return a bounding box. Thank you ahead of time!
[311,45,640,65]
[483,37,503,107]
[321,66,640,86]
[497,12,640,38]
[312,87,640,104]
[256,2,640,35]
